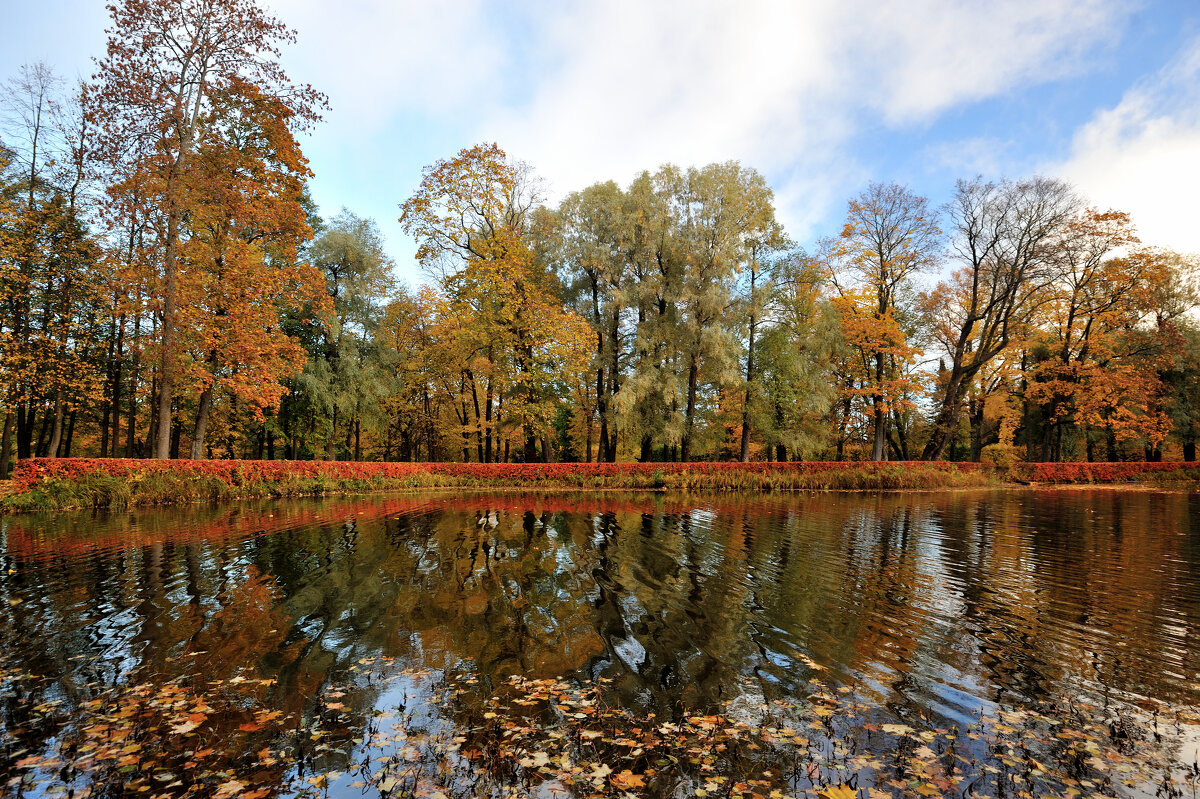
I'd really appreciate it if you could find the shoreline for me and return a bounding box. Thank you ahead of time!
[2,457,1198,513]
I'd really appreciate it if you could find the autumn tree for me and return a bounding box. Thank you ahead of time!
[89,0,324,459]
[175,85,328,458]
[824,183,941,461]
[0,64,108,463]
[1022,211,1174,460]
[376,287,447,461]
[733,210,789,461]
[920,177,1076,460]
[400,144,590,461]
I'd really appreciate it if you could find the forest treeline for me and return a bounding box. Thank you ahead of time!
[2,0,1199,471]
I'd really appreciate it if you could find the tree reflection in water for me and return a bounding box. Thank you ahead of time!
[1,489,1198,796]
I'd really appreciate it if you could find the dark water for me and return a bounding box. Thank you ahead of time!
[2,489,1199,795]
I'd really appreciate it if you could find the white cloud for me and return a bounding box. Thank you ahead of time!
[1059,38,1200,255]
[470,0,1127,245]
[857,0,1123,124]
[274,0,508,133]
[258,0,1134,272]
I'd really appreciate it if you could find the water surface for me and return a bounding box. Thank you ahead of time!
[2,489,1198,795]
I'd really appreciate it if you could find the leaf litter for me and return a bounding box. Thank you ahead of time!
[1,656,1198,798]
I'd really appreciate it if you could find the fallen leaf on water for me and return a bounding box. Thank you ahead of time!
[818,786,857,799]
[881,723,913,736]
[214,779,246,798]
[611,770,646,789]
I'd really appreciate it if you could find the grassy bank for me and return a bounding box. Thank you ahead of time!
[2,458,994,511]
[4,457,1198,512]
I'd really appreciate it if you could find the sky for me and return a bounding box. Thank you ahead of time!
[2,0,1199,287]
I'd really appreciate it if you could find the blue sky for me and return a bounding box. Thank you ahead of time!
[3,0,1198,286]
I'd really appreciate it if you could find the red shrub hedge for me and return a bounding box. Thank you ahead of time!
[11,457,980,491]
[1014,461,1198,483]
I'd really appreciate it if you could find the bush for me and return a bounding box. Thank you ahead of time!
[1011,461,1200,483]
[980,444,1023,470]
[2,458,997,511]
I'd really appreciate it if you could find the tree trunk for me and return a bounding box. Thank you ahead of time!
[154,118,197,460]
[740,309,756,463]
[968,399,985,462]
[127,310,141,457]
[110,317,125,457]
[36,406,52,458]
[1040,410,1054,462]
[189,384,214,459]
[327,407,339,461]
[484,376,494,463]
[100,394,112,458]
[872,353,886,461]
[16,404,32,460]
[1184,441,1196,462]
[155,240,179,459]
[922,368,968,460]
[63,411,77,457]
[892,407,911,460]
[681,357,699,462]
[46,389,65,458]
[0,412,14,478]
[597,363,609,464]
[606,310,621,462]
[469,372,484,463]
[100,313,117,457]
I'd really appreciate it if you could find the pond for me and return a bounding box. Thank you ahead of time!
[1,489,1198,797]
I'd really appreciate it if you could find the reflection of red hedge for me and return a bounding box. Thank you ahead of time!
[0,492,929,561]
[1014,462,1198,483]
[11,458,979,490]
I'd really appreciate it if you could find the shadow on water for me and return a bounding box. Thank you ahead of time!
[1,488,1199,796]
